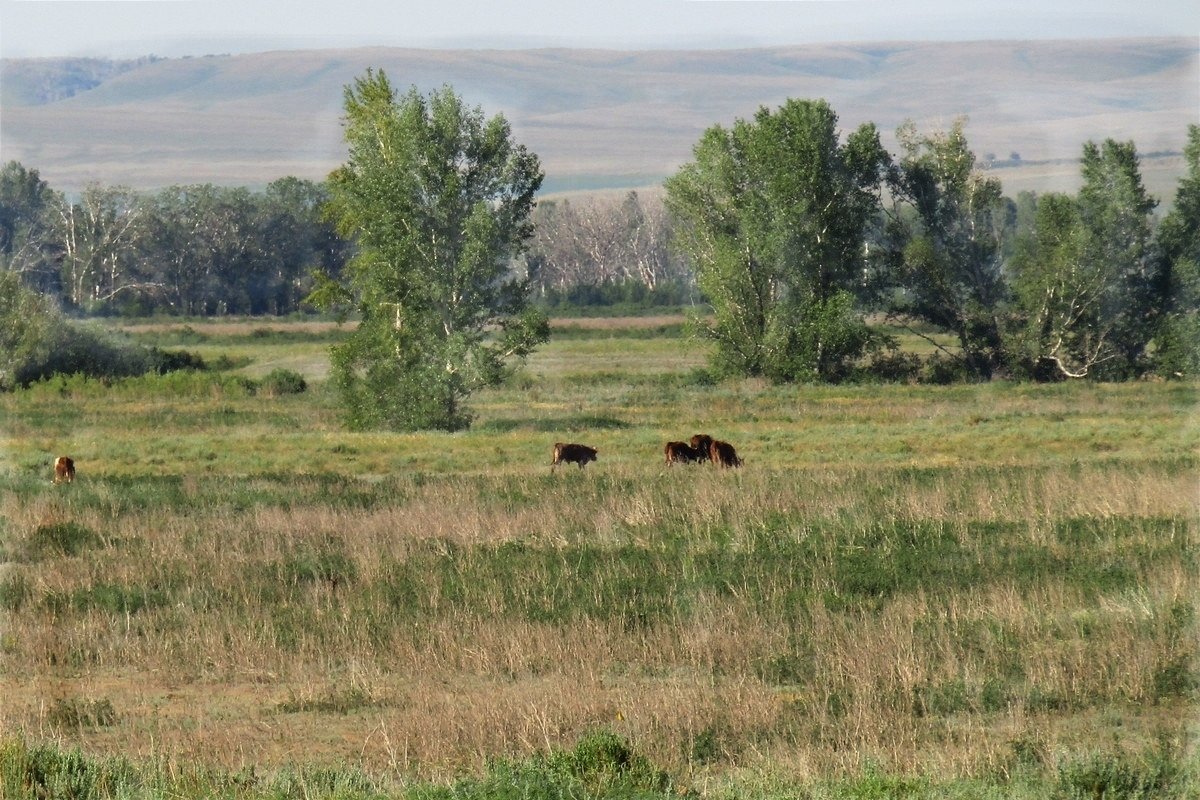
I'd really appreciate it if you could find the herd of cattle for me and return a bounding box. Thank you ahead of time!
[551,433,743,470]
[52,436,741,483]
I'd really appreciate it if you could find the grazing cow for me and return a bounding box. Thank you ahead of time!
[689,434,715,461]
[53,455,75,483]
[664,441,705,465]
[709,439,743,468]
[552,442,598,470]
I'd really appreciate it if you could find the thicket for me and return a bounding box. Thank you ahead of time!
[0,272,205,389]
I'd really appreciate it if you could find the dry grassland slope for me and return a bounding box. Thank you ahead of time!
[1,38,1195,199]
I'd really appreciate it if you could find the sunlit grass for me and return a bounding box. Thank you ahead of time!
[0,317,1196,797]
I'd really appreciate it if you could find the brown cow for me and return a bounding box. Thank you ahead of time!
[664,441,705,465]
[709,439,743,468]
[689,434,715,461]
[53,455,75,483]
[551,442,598,470]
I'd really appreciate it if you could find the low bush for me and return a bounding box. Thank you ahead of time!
[1054,748,1180,800]
[260,367,307,395]
[21,521,102,560]
[413,730,675,800]
[0,273,205,389]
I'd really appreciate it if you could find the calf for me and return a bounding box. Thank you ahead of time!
[664,441,705,465]
[53,455,75,483]
[709,439,743,468]
[551,442,598,470]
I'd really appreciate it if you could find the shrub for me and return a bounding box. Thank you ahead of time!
[863,350,922,383]
[144,346,206,374]
[22,521,102,560]
[1054,749,1179,799]
[0,272,204,389]
[260,367,307,396]
[408,730,674,800]
[920,352,973,384]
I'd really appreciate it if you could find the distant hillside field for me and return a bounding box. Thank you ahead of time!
[1,38,1196,200]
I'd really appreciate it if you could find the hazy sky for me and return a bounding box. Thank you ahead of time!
[2,0,1198,59]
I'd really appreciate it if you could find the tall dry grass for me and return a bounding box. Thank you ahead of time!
[1,329,1195,789]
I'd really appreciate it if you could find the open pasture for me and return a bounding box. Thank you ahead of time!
[1,317,1197,797]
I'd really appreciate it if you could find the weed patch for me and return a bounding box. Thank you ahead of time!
[46,697,118,730]
[20,521,102,560]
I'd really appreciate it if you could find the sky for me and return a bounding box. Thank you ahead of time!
[1,0,1198,59]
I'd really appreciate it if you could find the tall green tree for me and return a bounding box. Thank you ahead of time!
[314,71,547,431]
[1150,124,1200,377]
[0,161,62,296]
[665,98,889,382]
[259,177,348,315]
[1009,139,1158,378]
[882,119,1014,380]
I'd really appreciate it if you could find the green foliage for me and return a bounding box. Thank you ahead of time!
[359,515,1189,626]
[666,98,889,382]
[22,521,102,560]
[0,271,207,389]
[764,290,885,383]
[0,161,61,292]
[1151,124,1200,378]
[260,367,308,395]
[413,731,673,800]
[0,270,58,390]
[1053,747,1180,800]
[1009,140,1160,380]
[316,72,547,430]
[882,119,1012,380]
[0,571,33,612]
[0,737,389,800]
[276,546,358,590]
[44,583,169,616]
[536,279,702,315]
[2,161,349,317]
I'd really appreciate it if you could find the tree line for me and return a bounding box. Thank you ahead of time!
[667,107,1198,382]
[0,168,351,316]
[1,80,1197,412]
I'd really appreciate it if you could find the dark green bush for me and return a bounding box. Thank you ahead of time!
[260,367,308,395]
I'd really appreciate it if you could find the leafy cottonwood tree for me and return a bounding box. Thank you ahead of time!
[1009,139,1158,379]
[665,98,889,382]
[0,161,62,295]
[1151,124,1200,377]
[882,119,1013,380]
[0,270,57,390]
[313,72,547,431]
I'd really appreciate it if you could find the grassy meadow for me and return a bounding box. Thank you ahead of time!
[0,316,1197,799]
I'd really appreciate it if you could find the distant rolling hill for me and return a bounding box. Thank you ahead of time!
[1,38,1196,201]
